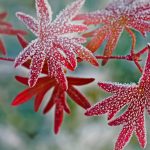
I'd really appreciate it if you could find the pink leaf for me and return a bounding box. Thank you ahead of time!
[16,12,38,35]
[15,0,96,89]
[114,125,134,150]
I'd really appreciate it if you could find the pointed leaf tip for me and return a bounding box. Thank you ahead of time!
[17,34,28,48]
[15,76,28,85]
[84,106,96,116]
[84,110,90,116]
[148,43,150,49]
[0,39,6,55]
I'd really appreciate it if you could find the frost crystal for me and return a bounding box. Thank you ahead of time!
[15,0,98,90]
[74,0,150,65]
[86,46,150,150]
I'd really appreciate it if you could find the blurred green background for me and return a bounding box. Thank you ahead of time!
[0,0,150,150]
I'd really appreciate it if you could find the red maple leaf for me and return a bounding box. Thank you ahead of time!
[14,0,98,89]
[12,75,94,134]
[74,0,150,65]
[85,45,150,150]
[0,12,26,55]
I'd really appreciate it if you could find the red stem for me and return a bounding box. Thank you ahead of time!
[125,27,136,55]
[136,47,148,56]
[0,57,14,62]
[134,60,143,73]
[96,55,127,60]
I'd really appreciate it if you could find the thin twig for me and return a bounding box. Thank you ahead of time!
[0,57,14,62]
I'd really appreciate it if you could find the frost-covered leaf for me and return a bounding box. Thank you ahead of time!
[85,46,150,150]
[15,0,98,90]
[74,0,150,65]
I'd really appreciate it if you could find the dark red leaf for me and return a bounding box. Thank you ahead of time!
[43,86,59,114]
[67,85,91,109]
[67,77,94,86]
[54,102,64,134]
[34,84,53,112]
[17,34,28,48]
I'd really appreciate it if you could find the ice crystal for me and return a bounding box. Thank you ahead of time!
[85,46,150,150]
[0,12,26,55]
[15,0,98,89]
[12,75,94,134]
[74,0,150,65]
